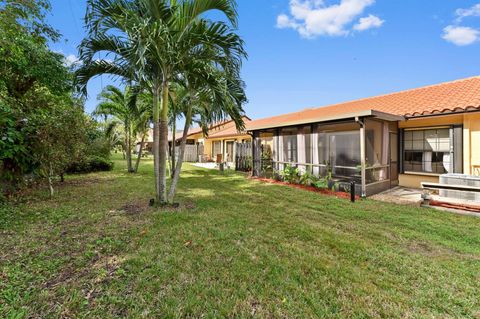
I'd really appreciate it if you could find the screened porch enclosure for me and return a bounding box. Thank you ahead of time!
[252,117,399,196]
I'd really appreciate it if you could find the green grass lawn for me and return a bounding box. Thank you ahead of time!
[1,156,480,318]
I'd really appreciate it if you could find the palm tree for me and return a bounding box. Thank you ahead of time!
[77,0,246,204]
[94,85,148,173]
[167,84,185,178]
[103,118,125,158]
[168,63,247,202]
[133,91,153,173]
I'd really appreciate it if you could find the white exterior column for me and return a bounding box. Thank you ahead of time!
[221,139,225,161]
[360,120,367,197]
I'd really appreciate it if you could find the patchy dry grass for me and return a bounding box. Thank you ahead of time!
[1,155,480,318]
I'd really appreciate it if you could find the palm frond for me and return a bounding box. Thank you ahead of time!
[75,60,130,95]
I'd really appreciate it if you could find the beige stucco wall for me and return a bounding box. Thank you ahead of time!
[188,132,204,141]
[203,135,251,161]
[463,112,480,175]
[398,174,439,189]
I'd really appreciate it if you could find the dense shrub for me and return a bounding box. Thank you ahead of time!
[279,165,300,184]
[89,156,114,172]
[0,1,93,196]
[66,156,113,174]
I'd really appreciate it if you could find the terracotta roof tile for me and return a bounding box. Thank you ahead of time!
[186,116,251,138]
[248,76,480,130]
[207,119,251,139]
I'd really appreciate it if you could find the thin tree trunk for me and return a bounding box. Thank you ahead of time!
[126,133,133,173]
[48,163,54,198]
[158,77,170,204]
[125,123,134,173]
[171,121,176,178]
[167,154,172,177]
[134,132,146,173]
[153,80,161,202]
[168,106,192,202]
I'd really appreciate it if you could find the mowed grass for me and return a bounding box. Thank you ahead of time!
[1,155,480,318]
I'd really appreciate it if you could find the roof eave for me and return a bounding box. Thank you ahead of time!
[208,132,247,139]
[248,109,404,131]
[371,110,405,122]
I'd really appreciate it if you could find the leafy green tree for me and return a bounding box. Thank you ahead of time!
[34,96,88,196]
[0,0,60,43]
[0,0,90,196]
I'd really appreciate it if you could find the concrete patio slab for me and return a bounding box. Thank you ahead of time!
[371,186,480,216]
[370,186,424,206]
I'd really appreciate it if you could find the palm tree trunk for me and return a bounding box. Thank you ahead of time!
[158,77,170,204]
[153,80,160,203]
[126,123,134,173]
[168,106,192,202]
[134,132,146,173]
[153,80,161,202]
[171,121,176,178]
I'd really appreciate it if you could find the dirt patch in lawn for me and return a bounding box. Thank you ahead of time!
[120,202,149,215]
[405,241,480,260]
[151,201,197,212]
[117,199,196,215]
[44,265,90,289]
[183,201,197,210]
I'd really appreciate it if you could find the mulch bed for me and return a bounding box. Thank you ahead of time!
[251,177,360,201]
[429,200,480,213]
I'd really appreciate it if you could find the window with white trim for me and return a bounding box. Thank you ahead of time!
[212,141,222,158]
[403,128,451,174]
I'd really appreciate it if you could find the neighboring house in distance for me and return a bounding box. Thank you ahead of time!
[248,76,480,197]
[135,117,252,164]
[135,131,153,154]
[182,116,252,162]
[134,130,193,154]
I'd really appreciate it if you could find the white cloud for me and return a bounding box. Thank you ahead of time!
[353,14,384,31]
[442,4,480,46]
[442,25,479,46]
[455,3,480,22]
[277,14,299,29]
[64,54,82,67]
[276,0,383,38]
[52,49,82,67]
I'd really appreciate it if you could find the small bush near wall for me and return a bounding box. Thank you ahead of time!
[277,165,346,193]
[279,165,300,184]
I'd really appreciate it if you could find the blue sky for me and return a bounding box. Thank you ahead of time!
[47,0,480,120]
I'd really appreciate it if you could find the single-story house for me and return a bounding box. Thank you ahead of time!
[135,117,252,164]
[134,130,196,154]
[247,76,480,197]
[181,116,252,163]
